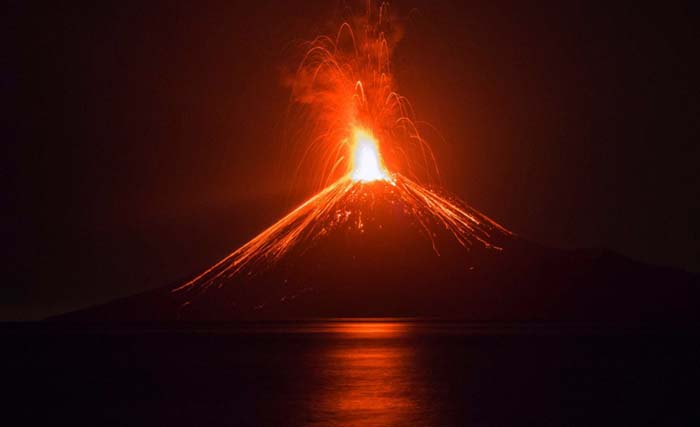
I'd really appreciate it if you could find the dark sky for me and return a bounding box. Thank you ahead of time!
[5,1,699,320]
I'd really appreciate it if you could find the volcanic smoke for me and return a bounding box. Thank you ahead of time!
[174,2,512,294]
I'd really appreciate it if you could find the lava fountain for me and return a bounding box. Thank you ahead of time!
[174,2,512,294]
[350,128,391,183]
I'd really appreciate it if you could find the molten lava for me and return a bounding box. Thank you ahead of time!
[350,129,391,183]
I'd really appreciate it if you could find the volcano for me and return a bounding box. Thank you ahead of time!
[52,176,699,323]
[48,5,699,323]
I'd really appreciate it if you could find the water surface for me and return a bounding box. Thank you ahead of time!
[5,320,699,425]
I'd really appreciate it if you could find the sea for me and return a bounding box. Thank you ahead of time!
[3,319,699,426]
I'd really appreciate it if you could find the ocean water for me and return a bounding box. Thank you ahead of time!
[4,320,699,426]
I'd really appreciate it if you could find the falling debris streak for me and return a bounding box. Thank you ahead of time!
[174,2,513,295]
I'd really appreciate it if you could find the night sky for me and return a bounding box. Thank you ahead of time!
[5,1,699,320]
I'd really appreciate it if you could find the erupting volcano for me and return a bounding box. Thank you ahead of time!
[170,3,512,297]
[172,140,511,298]
[53,2,699,323]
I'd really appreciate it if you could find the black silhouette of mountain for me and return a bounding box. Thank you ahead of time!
[51,180,699,323]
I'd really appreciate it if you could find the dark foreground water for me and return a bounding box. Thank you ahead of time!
[4,320,699,426]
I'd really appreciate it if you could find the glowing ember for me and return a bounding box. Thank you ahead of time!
[350,129,390,183]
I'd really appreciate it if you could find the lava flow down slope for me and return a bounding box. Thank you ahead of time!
[52,3,699,322]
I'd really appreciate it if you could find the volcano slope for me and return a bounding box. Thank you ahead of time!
[52,177,699,323]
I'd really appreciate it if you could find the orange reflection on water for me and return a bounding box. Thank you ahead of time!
[325,320,410,338]
[306,321,430,427]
